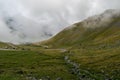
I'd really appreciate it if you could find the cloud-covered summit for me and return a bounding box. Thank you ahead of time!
[0,0,120,44]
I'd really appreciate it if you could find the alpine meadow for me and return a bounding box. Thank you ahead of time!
[0,0,120,80]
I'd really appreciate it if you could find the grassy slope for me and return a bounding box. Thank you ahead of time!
[0,42,17,49]
[37,11,120,79]
[0,50,76,80]
[41,17,120,49]
[0,42,9,48]
[69,48,120,79]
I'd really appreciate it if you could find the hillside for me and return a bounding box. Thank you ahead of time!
[0,41,17,49]
[0,9,120,80]
[35,9,120,79]
[39,9,120,49]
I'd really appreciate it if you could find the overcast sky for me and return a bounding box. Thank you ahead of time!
[0,0,120,44]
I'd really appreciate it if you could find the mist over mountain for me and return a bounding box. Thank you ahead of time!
[39,9,120,48]
[0,0,120,44]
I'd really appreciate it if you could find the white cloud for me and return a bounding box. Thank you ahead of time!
[0,0,120,44]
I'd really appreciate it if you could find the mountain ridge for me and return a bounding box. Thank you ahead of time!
[38,9,120,49]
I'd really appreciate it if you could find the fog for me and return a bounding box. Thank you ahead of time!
[0,0,120,44]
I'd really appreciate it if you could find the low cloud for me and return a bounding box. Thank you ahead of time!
[0,0,120,44]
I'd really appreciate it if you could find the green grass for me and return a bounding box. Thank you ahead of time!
[0,42,9,48]
[68,48,120,80]
[0,48,119,80]
[0,50,76,80]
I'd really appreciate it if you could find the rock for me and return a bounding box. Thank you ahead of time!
[56,77,63,80]
[32,77,37,80]
[41,76,51,80]
[64,56,69,60]
[101,69,105,73]
[67,60,71,63]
